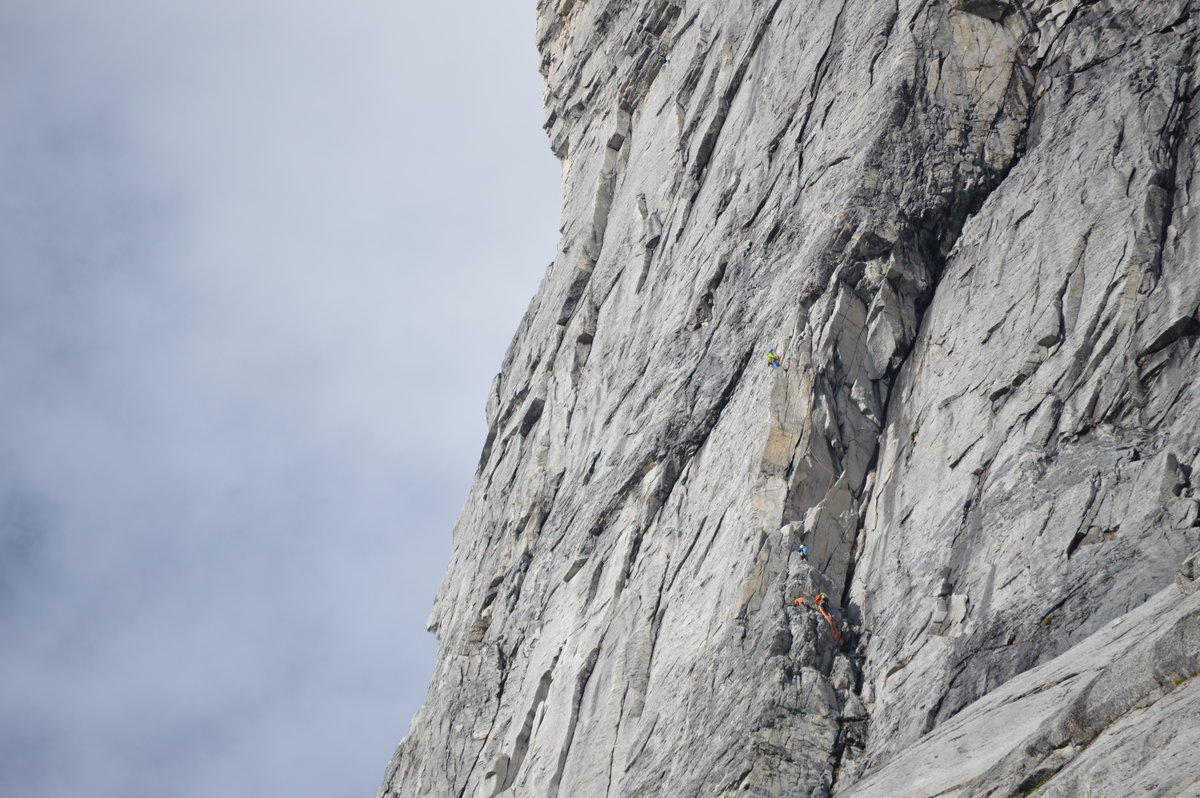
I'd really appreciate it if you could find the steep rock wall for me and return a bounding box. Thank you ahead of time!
[380,1,1200,796]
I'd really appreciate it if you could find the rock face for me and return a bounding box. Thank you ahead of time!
[379,1,1200,796]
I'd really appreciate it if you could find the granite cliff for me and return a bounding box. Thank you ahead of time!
[380,1,1200,795]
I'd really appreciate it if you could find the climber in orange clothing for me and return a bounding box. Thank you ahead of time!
[792,594,842,645]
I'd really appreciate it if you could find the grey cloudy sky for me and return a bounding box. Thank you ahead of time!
[0,2,559,797]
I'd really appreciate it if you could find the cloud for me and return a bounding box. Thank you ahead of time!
[0,2,559,797]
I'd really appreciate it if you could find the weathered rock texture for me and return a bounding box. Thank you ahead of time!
[379,1,1200,796]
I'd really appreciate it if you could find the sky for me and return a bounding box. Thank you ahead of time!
[0,3,560,797]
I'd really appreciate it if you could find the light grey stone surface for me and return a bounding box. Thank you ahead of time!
[840,572,1200,798]
[379,0,1200,796]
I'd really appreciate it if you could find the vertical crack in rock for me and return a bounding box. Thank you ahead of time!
[687,0,787,190]
[546,645,602,798]
[494,658,559,796]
